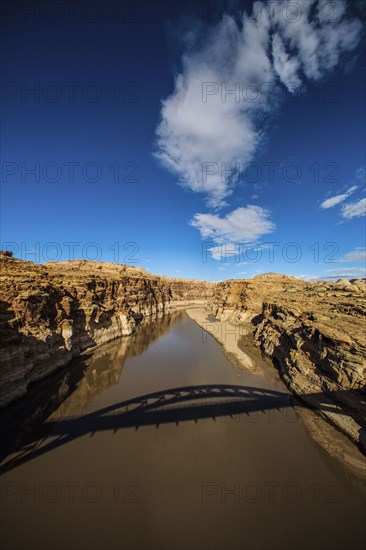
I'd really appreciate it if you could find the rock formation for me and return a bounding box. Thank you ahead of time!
[0,311,184,471]
[1,254,365,454]
[209,273,366,453]
[0,253,214,407]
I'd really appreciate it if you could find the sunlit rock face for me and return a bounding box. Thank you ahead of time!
[0,254,214,407]
[1,253,365,453]
[209,274,366,452]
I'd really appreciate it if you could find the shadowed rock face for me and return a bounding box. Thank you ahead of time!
[0,254,214,407]
[209,273,366,452]
[1,256,365,452]
[0,310,186,468]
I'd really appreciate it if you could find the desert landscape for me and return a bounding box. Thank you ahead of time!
[1,1,365,549]
[1,251,365,455]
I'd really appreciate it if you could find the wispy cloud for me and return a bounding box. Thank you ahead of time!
[341,248,366,262]
[341,198,366,220]
[320,186,357,209]
[324,275,365,280]
[272,32,301,93]
[156,0,362,206]
[325,267,365,275]
[355,166,365,183]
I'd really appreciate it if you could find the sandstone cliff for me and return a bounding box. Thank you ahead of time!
[209,273,366,453]
[0,254,214,407]
[0,311,184,470]
[1,254,365,454]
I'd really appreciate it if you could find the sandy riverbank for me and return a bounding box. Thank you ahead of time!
[186,307,366,476]
[185,307,284,386]
[186,307,253,368]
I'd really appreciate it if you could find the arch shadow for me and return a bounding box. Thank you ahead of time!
[0,383,357,474]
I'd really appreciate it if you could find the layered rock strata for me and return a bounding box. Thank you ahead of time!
[1,253,365,454]
[209,273,366,453]
[0,254,214,407]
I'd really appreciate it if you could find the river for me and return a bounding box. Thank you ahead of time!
[0,311,365,550]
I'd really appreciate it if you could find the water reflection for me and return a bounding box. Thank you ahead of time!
[0,311,184,469]
[0,311,365,550]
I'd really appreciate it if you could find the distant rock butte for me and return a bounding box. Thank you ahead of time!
[0,254,365,453]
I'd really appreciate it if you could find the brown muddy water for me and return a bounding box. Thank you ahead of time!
[0,311,365,550]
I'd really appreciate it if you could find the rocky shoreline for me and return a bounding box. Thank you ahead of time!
[0,253,214,407]
[1,254,365,455]
[207,274,366,454]
[186,307,366,476]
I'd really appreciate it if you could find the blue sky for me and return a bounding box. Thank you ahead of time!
[1,0,365,281]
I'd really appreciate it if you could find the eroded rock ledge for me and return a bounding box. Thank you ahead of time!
[0,254,214,407]
[1,255,365,454]
[209,273,366,453]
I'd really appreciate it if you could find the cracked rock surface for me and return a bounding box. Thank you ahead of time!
[0,254,214,407]
[209,273,366,453]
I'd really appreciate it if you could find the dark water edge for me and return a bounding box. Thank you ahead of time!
[0,311,365,550]
[0,311,185,468]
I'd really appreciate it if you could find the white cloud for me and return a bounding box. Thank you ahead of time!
[192,205,274,241]
[274,0,360,79]
[325,267,365,274]
[320,186,357,209]
[341,248,366,262]
[156,0,362,206]
[208,244,238,261]
[191,205,275,260]
[341,198,366,220]
[156,13,269,207]
[323,275,365,280]
[272,33,301,92]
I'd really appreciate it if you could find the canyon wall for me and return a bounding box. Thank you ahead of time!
[0,311,184,470]
[0,254,214,407]
[1,253,365,452]
[209,273,366,452]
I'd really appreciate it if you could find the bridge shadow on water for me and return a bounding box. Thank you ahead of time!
[0,383,359,474]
